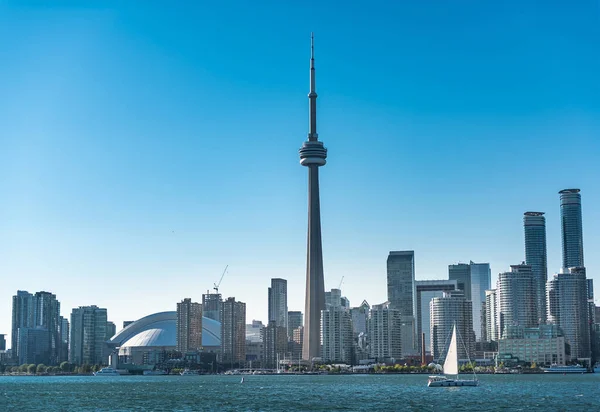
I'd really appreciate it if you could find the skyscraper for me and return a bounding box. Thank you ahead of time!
[176,298,203,353]
[69,305,108,365]
[485,289,498,342]
[368,302,402,361]
[415,280,457,353]
[11,291,34,360]
[287,311,303,341]
[321,305,353,364]
[524,212,548,323]
[268,278,288,331]
[448,263,471,300]
[559,189,584,270]
[387,251,416,354]
[221,297,246,365]
[202,292,222,323]
[430,291,474,361]
[547,267,590,360]
[469,262,491,341]
[33,291,61,365]
[497,264,537,338]
[299,34,327,361]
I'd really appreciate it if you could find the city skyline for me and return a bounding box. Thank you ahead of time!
[1,1,600,344]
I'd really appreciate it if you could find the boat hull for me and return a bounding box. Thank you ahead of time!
[428,378,478,387]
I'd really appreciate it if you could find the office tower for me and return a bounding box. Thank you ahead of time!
[448,263,471,300]
[485,289,498,342]
[524,212,548,323]
[321,306,353,364]
[469,262,491,341]
[415,280,457,353]
[176,298,203,353]
[430,291,474,361]
[69,306,108,365]
[497,264,537,338]
[0,334,5,351]
[17,327,50,365]
[288,311,303,341]
[268,278,288,331]
[33,291,61,365]
[11,291,34,360]
[368,302,402,360]
[547,267,590,360]
[221,297,246,365]
[106,321,116,340]
[325,288,342,309]
[262,322,288,369]
[300,34,328,362]
[58,316,69,363]
[202,292,222,323]
[559,189,584,270]
[387,251,416,354]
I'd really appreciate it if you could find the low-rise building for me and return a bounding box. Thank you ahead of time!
[498,324,569,366]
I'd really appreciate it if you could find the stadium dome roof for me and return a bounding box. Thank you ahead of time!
[110,311,221,348]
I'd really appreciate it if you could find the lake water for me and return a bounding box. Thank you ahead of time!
[1,373,600,411]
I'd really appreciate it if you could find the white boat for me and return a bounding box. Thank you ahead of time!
[143,369,168,376]
[428,325,478,387]
[542,364,587,373]
[93,367,120,376]
[180,369,199,376]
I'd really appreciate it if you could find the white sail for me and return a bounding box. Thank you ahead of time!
[443,325,459,375]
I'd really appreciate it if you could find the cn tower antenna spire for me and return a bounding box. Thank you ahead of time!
[308,32,317,141]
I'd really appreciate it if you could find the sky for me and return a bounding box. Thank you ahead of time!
[1,1,599,347]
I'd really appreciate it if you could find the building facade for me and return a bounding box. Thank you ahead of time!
[368,302,402,361]
[524,212,548,324]
[262,322,287,369]
[11,291,35,361]
[448,263,471,300]
[176,298,203,353]
[287,311,303,341]
[17,327,50,365]
[559,189,584,270]
[69,305,108,365]
[268,278,288,331]
[485,289,498,342]
[430,291,474,361]
[498,325,568,366]
[387,251,416,354]
[497,264,537,338]
[469,262,491,342]
[221,297,246,365]
[415,280,457,353]
[321,307,353,364]
[202,293,222,323]
[547,268,590,360]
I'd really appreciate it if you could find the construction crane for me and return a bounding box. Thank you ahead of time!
[338,276,344,290]
[213,265,228,294]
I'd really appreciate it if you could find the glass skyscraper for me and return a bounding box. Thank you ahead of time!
[387,251,416,354]
[469,262,491,341]
[524,212,548,323]
[559,189,584,270]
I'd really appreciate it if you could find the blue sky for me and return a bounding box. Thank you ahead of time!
[1,1,599,344]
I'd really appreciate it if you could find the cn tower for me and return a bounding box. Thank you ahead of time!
[299,33,327,361]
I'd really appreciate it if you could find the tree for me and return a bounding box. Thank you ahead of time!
[36,364,46,374]
[60,361,70,373]
[27,364,36,374]
[19,364,28,373]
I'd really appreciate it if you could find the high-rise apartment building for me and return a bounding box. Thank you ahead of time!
[33,291,61,365]
[430,291,474,361]
[262,322,287,368]
[11,291,34,360]
[559,189,584,270]
[221,297,246,365]
[524,212,548,323]
[368,302,402,361]
[0,334,6,351]
[469,262,491,341]
[69,306,108,365]
[17,327,50,365]
[268,278,288,331]
[58,316,69,363]
[176,298,203,353]
[547,267,590,360]
[387,251,416,354]
[287,311,303,341]
[415,280,457,353]
[202,292,222,323]
[497,264,537,338]
[321,306,353,364]
[485,289,498,342]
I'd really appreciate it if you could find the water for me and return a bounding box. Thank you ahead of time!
[1,374,600,411]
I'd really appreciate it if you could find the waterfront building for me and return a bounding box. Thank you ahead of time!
[69,305,108,365]
[498,324,568,366]
[430,291,474,361]
[245,340,263,366]
[321,304,353,364]
[559,189,584,270]
[469,262,491,341]
[11,291,34,361]
[292,326,304,359]
[350,301,370,363]
[58,316,69,363]
[325,288,342,309]
[17,327,50,365]
[415,280,457,353]
[448,263,471,300]
[368,302,402,361]
[268,278,288,331]
[547,267,590,360]
[387,251,416,354]
[497,264,537,338]
[246,320,264,343]
[287,311,303,341]
[33,291,61,365]
[221,297,246,365]
[524,212,548,323]
[0,334,5,351]
[299,34,328,361]
[176,298,203,353]
[485,289,498,342]
[202,292,222,323]
[262,322,287,369]
[106,321,116,340]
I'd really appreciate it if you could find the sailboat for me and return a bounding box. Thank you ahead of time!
[427,324,478,387]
